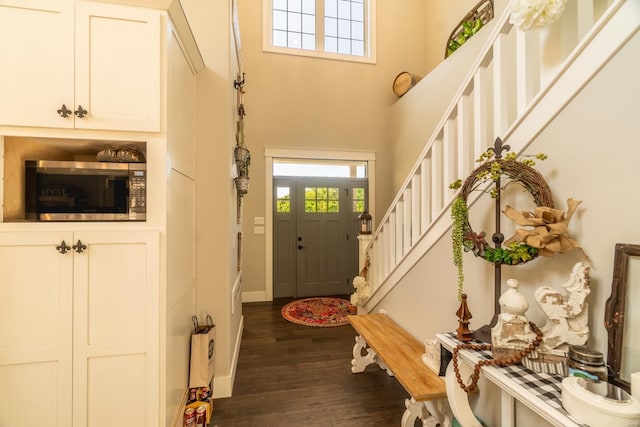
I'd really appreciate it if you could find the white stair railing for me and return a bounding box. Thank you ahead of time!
[363,0,638,311]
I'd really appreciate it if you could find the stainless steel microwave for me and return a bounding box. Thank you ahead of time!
[25,160,146,221]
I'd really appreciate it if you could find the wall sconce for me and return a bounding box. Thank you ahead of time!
[358,211,372,235]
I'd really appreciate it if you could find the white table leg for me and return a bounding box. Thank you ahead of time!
[401,398,446,427]
[501,389,514,427]
[444,361,483,427]
[425,399,453,427]
[402,397,428,427]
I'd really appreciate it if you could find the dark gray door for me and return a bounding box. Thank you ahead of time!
[273,177,367,298]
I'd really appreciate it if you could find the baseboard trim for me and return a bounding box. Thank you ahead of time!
[242,291,266,302]
[171,388,189,427]
[212,314,244,398]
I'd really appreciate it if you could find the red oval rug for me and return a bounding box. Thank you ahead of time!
[281,297,357,327]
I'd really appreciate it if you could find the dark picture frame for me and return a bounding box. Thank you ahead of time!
[605,243,640,393]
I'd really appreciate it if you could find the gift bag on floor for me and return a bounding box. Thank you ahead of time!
[189,315,216,388]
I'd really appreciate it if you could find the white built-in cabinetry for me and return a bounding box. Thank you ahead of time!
[0,0,160,131]
[0,0,202,426]
[0,230,159,427]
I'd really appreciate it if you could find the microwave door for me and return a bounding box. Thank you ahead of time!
[31,163,130,221]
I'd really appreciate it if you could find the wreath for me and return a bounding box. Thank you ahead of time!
[459,157,554,260]
[450,145,553,299]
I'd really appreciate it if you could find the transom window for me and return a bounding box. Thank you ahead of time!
[264,0,376,63]
[273,159,367,178]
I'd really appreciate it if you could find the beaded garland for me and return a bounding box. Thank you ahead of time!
[452,322,543,393]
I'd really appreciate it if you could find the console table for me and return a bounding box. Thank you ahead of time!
[436,333,582,427]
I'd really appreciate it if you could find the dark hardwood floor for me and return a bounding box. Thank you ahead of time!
[211,298,412,427]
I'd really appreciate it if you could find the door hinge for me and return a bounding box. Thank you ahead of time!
[347,233,350,241]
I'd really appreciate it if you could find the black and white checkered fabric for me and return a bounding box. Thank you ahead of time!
[444,332,570,416]
[501,364,565,412]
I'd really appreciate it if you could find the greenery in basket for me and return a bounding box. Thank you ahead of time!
[447,19,484,57]
[482,243,538,264]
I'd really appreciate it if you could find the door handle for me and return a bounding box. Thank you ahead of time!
[297,245,305,250]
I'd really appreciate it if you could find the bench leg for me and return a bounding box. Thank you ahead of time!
[351,335,377,373]
[377,358,394,376]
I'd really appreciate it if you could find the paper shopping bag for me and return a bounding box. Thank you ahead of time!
[189,315,216,388]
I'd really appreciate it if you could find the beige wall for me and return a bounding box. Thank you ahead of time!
[235,0,484,298]
[180,0,515,399]
[181,0,243,398]
[377,30,640,427]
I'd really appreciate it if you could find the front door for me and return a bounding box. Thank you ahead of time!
[273,177,367,298]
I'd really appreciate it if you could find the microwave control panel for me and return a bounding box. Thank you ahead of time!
[129,169,146,213]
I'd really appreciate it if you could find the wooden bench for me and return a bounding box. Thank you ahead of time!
[348,313,451,427]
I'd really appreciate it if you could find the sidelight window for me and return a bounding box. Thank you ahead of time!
[276,187,291,213]
[352,187,365,212]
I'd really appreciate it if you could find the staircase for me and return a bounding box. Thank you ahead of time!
[361,0,639,311]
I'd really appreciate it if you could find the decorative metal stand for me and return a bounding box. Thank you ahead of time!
[454,137,556,343]
[472,138,509,343]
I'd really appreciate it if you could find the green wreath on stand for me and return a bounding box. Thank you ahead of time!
[450,146,552,300]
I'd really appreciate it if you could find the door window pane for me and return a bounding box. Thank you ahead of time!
[305,187,340,212]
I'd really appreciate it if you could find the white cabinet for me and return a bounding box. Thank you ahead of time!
[0,229,160,427]
[0,1,160,132]
[0,231,73,426]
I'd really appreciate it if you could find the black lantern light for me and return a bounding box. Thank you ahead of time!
[358,210,372,235]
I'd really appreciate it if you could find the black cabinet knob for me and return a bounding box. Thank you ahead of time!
[73,240,87,253]
[56,240,71,254]
[57,104,72,118]
[74,105,88,118]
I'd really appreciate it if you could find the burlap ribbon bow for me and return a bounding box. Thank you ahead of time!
[503,198,588,259]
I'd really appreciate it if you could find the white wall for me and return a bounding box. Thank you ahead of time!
[376,29,640,427]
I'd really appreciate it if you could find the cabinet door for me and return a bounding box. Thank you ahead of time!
[0,232,74,426]
[0,1,75,128]
[72,230,159,427]
[75,2,161,132]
